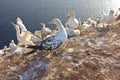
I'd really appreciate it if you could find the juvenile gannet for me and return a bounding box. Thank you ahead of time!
[65,11,80,29]
[40,23,52,39]
[12,23,34,46]
[26,18,68,55]
[16,17,41,43]
[100,9,116,24]
[9,40,17,49]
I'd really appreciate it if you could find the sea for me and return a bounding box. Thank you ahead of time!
[0,0,119,49]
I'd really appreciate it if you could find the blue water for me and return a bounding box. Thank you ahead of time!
[0,0,119,48]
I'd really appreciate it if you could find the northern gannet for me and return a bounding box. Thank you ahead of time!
[100,9,116,24]
[17,17,41,43]
[40,23,52,39]
[26,18,68,55]
[12,23,34,46]
[65,27,80,38]
[65,11,80,29]
[9,40,17,50]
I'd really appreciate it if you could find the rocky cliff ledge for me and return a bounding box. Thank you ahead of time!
[0,23,120,80]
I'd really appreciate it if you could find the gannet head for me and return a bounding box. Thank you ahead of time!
[40,23,46,28]
[67,11,76,19]
[53,18,62,26]
[11,40,14,43]
[17,17,23,23]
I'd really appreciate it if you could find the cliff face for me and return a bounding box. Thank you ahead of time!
[0,24,120,80]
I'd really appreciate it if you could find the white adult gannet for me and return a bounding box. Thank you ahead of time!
[40,23,52,39]
[12,23,34,46]
[65,11,80,29]
[65,27,80,38]
[9,40,17,49]
[100,9,116,24]
[16,17,41,43]
[26,18,68,55]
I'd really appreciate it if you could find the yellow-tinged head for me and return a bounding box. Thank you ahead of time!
[40,23,46,28]
[53,18,62,26]
[17,17,23,23]
[67,11,76,19]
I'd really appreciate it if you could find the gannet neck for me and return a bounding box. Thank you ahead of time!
[40,23,46,28]
[53,18,65,33]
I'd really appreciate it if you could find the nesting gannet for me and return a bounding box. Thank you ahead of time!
[100,9,115,24]
[26,18,67,55]
[82,21,92,29]
[65,11,80,29]
[87,17,97,27]
[9,40,17,49]
[65,27,80,38]
[40,23,52,39]
[12,23,34,46]
[17,17,41,43]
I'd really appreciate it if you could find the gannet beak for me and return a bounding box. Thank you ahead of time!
[11,22,17,28]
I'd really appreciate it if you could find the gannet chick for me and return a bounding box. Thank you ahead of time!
[100,9,116,24]
[65,11,80,29]
[9,40,17,50]
[17,17,41,43]
[40,23,52,39]
[26,18,67,55]
[12,23,34,46]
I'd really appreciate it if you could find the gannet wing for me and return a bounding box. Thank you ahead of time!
[39,35,62,50]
